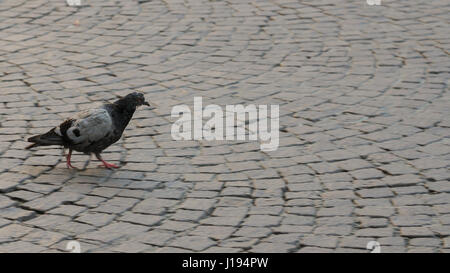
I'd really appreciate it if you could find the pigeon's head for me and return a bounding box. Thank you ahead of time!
[124,92,150,107]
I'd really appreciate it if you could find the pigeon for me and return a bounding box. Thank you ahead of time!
[26,92,150,169]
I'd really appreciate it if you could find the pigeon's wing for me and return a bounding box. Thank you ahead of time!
[58,108,113,147]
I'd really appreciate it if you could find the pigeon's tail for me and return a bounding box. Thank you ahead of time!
[26,128,64,149]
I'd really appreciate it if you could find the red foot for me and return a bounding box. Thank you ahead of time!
[99,161,119,169]
[66,150,76,169]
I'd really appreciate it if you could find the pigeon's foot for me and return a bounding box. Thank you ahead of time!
[66,149,76,169]
[98,161,119,169]
[95,153,119,169]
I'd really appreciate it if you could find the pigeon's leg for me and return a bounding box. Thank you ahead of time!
[66,149,75,169]
[95,153,119,169]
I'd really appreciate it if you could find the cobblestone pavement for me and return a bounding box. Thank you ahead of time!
[0,0,449,253]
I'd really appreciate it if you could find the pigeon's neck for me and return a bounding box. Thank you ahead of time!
[114,97,137,112]
[117,103,136,114]
[110,102,137,132]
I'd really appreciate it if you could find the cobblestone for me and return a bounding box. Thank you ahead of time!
[0,0,448,253]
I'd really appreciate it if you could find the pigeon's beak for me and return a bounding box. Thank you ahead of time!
[143,101,150,106]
